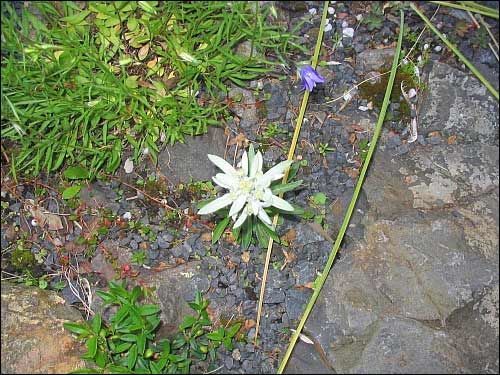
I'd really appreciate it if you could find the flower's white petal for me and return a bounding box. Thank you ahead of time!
[198,193,234,215]
[271,195,294,211]
[229,195,247,217]
[207,154,237,175]
[250,199,262,215]
[257,207,272,226]
[250,151,263,178]
[241,151,248,176]
[262,160,293,182]
[233,210,248,228]
[212,173,238,190]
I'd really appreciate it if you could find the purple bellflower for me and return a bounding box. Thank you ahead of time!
[299,65,325,92]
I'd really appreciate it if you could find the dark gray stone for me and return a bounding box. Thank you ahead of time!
[157,127,227,185]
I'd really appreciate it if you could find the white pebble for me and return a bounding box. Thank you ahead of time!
[328,7,335,14]
[434,45,442,52]
[123,212,132,220]
[124,158,134,174]
[142,147,149,155]
[343,27,355,38]
[343,92,352,101]
[308,8,317,15]
[408,88,417,99]
[342,20,349,28]
[423,43,429,50]
[356,14,363,21]
[31,219,38,227]
[325,18,330,24]
[324,23,333,32]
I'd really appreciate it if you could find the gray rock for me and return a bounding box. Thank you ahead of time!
[420,62,499,144]
[285,288,311,321]
[157,127,226,185]
[79,183,119,212]
[265,288,285,304]
[355,48,395,73]
[227,86,261,131]
[1,282,86,374]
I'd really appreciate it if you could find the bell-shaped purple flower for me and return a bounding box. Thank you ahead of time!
[299,65,325,92]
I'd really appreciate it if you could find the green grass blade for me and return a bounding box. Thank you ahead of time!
[430,1,499,19]
[277,9,406,374]
[411,3,499,100]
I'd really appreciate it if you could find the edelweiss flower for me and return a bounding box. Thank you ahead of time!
[198,150,294,228]
[298,65,325,92]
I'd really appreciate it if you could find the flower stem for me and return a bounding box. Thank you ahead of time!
[277,10,406,374]
[253,1,329,346]
[411,3,499,100]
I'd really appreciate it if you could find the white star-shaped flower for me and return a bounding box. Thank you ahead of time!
[198,149,294,228]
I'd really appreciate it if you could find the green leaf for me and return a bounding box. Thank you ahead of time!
[86,336,98,358]
[128,344,138,370]
[241,216,252,250]
[120,334,138,342]
[62,185,81,199]
[212,217,230,244]
[226,323,241,338]
[64,322,90,336]
[95,348,107,368]
[271,180,303,195]
[137,333,146,355]
[64,166,90,180]
[206,327,224,341]
[179,315,197,330]
[113,342,133,353]
[91,314,102,334]
[125,75,139,89]
[61,10,91,24]
[311,192,327,205]
[138,304,161,316]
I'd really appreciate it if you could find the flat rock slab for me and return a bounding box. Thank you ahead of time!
[420,62,499,144]
[1,282,86,374]
[158,126,227,185]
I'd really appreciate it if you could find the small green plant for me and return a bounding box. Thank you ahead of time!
[358,139,370,164]
[261,123,288,139]
[64,281,241,374]
[131,250,147,266]
[363,3,384,31]
[317,142,335,157]
[310,192,328,227]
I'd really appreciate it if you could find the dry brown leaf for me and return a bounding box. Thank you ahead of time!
[304,281,315,289]
[241,251,250,263]
[282,249,296,264]
[447,135,457,144]
[348,133,357,144]
[201,232,212,242]
[244,319,256,330]
[228,133,249,148]
[344,167,360,179]
[138,44,150,61]
[281,228,297,244]
[146,57,157,69]
[26,201,63,231]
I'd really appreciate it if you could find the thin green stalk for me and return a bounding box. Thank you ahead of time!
[277,10,406,374]
[253,1,329,346]
[430,1,499,19]
[411,3,499,100]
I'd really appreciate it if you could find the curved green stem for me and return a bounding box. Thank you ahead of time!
[411,3,498,100]
[253,1,329,346]
[277,10,406,374]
